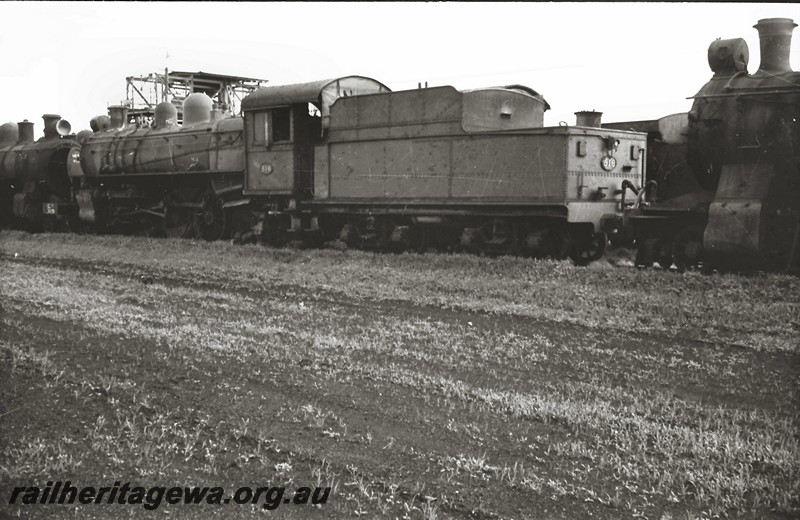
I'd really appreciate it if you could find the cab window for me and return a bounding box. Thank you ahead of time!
[272,107,291,143]
[251,111,268,145]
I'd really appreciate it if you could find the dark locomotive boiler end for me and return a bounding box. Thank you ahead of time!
[0,114,79,231]
[613,17,800,272]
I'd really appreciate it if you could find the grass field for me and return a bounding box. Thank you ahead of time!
[1,231,798,519]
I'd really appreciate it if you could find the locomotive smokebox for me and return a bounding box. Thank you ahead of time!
[17,120,34,144]
[575,111,603,128]
[754,18,796,75]
[183,93,213,126]
[108,106,128,129]
[76,129,94,144]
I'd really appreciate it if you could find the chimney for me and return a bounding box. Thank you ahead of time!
[108,106,128,129]
[754,18,796,75]
[575,110,603,128]
[17,120,34,144]
[42,114,63,139]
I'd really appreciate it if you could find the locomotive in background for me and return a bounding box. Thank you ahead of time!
[0,116,77,231]
[606,17,800,272]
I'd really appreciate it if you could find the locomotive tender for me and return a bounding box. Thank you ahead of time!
[241,77,645,262]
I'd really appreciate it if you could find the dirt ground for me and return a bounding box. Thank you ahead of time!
[1,232,798,519]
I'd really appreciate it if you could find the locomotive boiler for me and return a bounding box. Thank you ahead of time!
[241,77,647,263]
[74,97,249,239]
[612,18,800,272]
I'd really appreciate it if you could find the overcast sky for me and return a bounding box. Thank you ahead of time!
[2,2,799,134]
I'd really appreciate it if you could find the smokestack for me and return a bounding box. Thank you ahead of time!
[42,114,65,139]
[108,106,128,129]
[17,120,34,144]
[575,110,603,128]
[754,18,796,75]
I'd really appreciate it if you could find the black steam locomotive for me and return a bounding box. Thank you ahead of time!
[606,17,800,272]
[0,116,78,231]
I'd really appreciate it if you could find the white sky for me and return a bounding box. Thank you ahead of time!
[1,2,799,134]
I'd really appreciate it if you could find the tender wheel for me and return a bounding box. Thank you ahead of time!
[194,190,226,241]
[656,238,673,270]
[546,227,571,260]
[569,232,607,266]
[262,214,289,247]
[407,226,429,254]
[672,225,705,273]
[338,223,360,249]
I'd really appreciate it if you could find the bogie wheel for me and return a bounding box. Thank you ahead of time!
[194,190,226,241]
[635,237,659,268]
[546,226,571,260]
[569,232,607,266]
[672,225,705,273]
[42,215,57,233]
[163,193,195,239]
[407,226,429,254]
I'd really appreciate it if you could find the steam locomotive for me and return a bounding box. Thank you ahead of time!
[605,17,800,272]
[51,77,642,265]
[3,17,797,271]
[0,116,77,231]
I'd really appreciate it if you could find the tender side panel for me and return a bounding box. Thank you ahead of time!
[323,133,567,203]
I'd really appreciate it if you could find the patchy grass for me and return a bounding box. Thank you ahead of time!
[0,230,798,519]
[1,231,797,352]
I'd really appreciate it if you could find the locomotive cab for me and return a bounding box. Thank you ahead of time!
[242,76,390,198]
[243,103,321,197]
